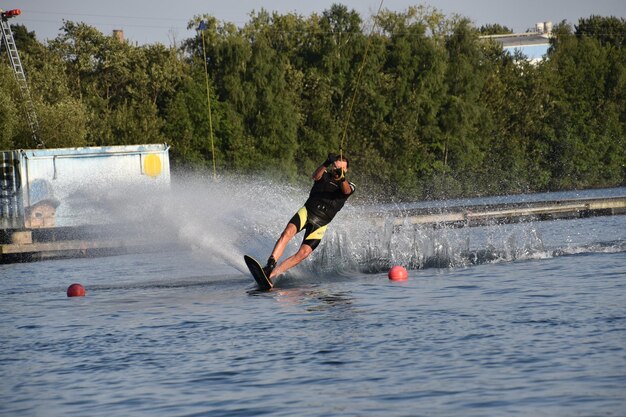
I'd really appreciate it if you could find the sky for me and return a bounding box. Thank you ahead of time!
[10,0,626,45]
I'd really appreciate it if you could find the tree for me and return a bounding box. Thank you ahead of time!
[435,18,489,196]
[543,21,626,188]
[575,15,626,47]
[0,66,20,149]
[479,23,513,35]
[9,24,40,55]
[478,43,551,193]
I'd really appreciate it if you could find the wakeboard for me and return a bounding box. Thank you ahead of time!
[244,255,273,290]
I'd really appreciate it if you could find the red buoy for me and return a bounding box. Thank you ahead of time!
[67,283,86,297]
[388,265,408,281]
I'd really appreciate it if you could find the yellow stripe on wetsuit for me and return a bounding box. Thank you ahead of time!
[295,207,328,241]
[297,207,307,231]
[306,224,328,241]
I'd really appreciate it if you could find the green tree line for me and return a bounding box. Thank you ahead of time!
[1,5,625,200]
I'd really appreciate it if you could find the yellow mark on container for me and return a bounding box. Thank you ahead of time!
[144,154,162,177]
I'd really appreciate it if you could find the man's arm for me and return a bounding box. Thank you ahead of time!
[312,164,327,181]
[339,178,355,195]
[312,153,338,180]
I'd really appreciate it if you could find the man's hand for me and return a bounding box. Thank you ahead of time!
[333,167,345,181]
[324,153,339,167]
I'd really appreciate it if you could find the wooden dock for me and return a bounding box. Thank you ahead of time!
[370,196,626,228]
[0,238,154,262]
[0,225,159,263]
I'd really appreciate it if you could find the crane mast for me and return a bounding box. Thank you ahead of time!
[0,8,44,147]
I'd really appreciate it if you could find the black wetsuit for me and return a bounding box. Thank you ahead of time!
[305,172,355,223]
[288,172,355,250]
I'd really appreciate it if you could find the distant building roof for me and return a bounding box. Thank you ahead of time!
[487,32,551,48]
[480,26,553,63]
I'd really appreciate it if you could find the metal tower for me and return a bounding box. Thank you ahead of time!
[0,8,44,147]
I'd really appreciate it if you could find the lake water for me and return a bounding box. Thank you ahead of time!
[1,184,625,416]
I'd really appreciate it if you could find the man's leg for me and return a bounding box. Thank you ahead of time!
[263,222,298,276]
[269,221,327,279]
[269,207,308,265]
[269,244,313,279]
[270,223,298,262]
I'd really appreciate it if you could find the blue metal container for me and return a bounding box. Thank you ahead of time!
[0,144,170,229]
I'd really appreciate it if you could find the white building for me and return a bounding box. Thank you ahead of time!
[481,21,553,64]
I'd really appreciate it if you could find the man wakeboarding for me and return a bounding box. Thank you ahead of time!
[262,153,355,282]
